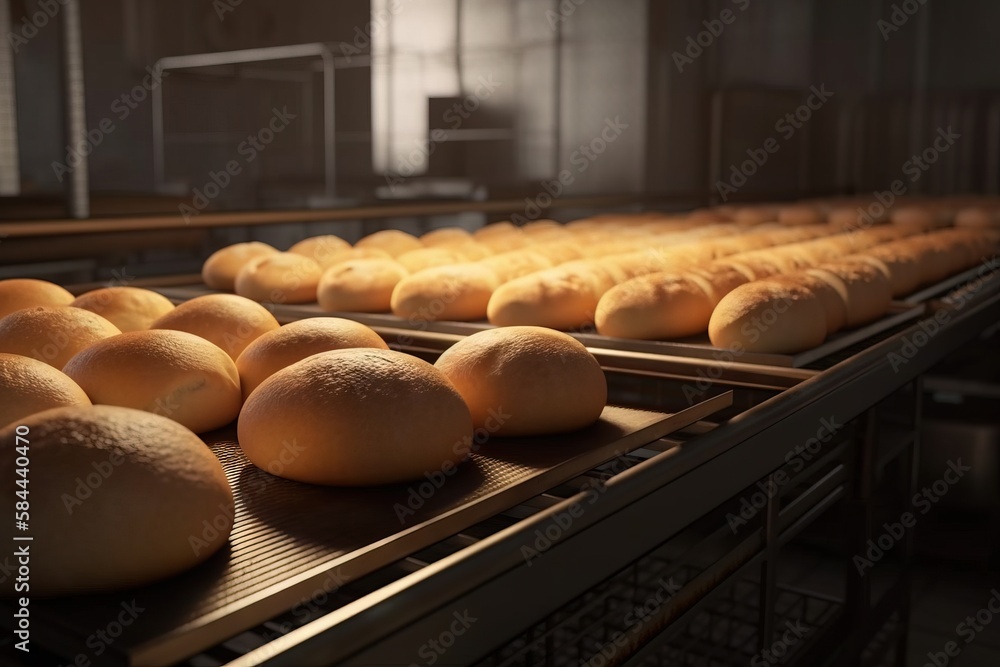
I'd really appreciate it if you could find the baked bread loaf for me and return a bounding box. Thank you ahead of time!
[63,329,242,433]
[317,258,408,313]
[0,353,91,430]
[806,262,892,328]
[288,235,352,267]
[769,273,847,334]
[355,229,423,257]
[0,405,233,596]
[488,263,612,331]
[434,327,606,436]
[396,248,466,274]
[0,306,121,368]
[70,286,175,332]
[595,273,715,340]
[391,264,499,322]
[239,349,473,485]
[202,241,278,290]
[0,279,74,319]
[151,293,279,360]
[420,227,473,246]
[709,281,828,353]
[236,317,388,398]
[234,253,322,304]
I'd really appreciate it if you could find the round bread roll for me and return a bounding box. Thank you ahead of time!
[769,273,847,334]
[435,326,607,436]
[0,405,233,596]
[476,231,527,253]
[313,246,394,269]
[317,259,408,313]
[685,265,750,306]
[236,318,387,398]
[64,329,242,433]
[0,278,74,319]
[391,264,499,322]
[480,251,553,282]
[239,349,472,485]
[288,235,352,267]
[709,281,828,354]
[778,206,824,226]
[444,241,493,261]
[202,241,279,290]
[70,286,175,332]
[396,247,465,274]
[806,263,892,328]
[420,227,473,246]
[355,229,423,257]
[846,249,922,299]
[151,293,279,360]
[234,252,322,304]
[0,306,121,369]
[0,353,91,430]
[595,273,714,340]
[488,264,608,331]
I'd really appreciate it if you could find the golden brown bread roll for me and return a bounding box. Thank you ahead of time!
[778,205,824,226]
[312,246,394,268]
[287,235,352,267]
[317,259,408,313]
[0,353,91,430]
[769,273,847,334]
[709,281,828,353]
[234,253,322,304]
[685,265,751,306]
[595,273,715,340]
[239,349,473,485]
[70,286,175,332]
[151,293,279,360]
[355,229,423,257]
[63,329,242,433]
[391,264,499,322]
[845,250,922,299]
[420,227,473,246]
[488,263,610,331]
[479,251,553,282]
[0,405,233,596]
[202,241,279,290]
[236,317,388,398]
[396,247,465,274]
[0,278,74,319]
[435,327,607,436]
[0,306,121,369]
[806,262,892,328]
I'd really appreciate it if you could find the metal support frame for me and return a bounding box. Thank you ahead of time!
[60,0,88,218]
[151,43,371,203]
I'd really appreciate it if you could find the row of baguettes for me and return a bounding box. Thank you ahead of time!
[200,197,1000,335]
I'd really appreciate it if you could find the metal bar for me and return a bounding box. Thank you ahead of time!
[229,293,1000,666]
[320,48,336,201]
[60,0,88,218]
[0,193,730,237]
[0,0,20,196]
[757,473,780,652]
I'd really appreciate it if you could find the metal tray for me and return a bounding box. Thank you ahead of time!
[901,262,1000,305]
[152,285,924,369]
[7,395,732,667]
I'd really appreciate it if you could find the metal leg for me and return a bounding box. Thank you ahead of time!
[757,473,780,654]
[843,408,876,665]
